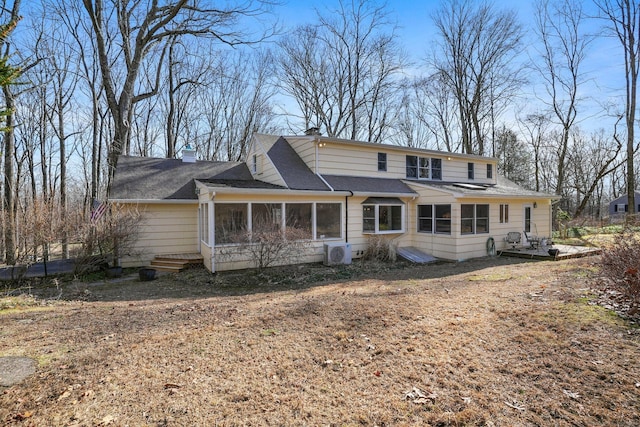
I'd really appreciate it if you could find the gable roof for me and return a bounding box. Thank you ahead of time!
[267,137,330,191]
[110,155,253,200]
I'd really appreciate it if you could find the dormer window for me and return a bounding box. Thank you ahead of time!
[468,162,474,180]
[406,156,442,180]
[487,164,493,179]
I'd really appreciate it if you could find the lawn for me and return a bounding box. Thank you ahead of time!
[1,256,639,426]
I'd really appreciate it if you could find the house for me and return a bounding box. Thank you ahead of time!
[608,191,640,217]
[109,133,557,272]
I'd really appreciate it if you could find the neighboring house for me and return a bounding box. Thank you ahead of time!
[110,134,557,272]
[608,191,640,217]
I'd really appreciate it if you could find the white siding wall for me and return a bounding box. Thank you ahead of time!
[120,203,199,267]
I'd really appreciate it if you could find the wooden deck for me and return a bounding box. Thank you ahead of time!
[498,244,602,261]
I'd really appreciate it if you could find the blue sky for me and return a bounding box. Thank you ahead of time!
[275,0,624,131]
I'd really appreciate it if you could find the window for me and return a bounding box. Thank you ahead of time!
[461,204,489,234]
[251,154,258,173]
[461,204,474,234]
[406,155,442,180]
[487,164,493,179]
[377,152,387,171]
[362,199,404,233]
[252,203,282,232]
[618,203,628,212]
[499,204,509,223]
[417,205,433,233]
[214,202,342,245]
[316,203,341,238]
[200,203,209,245]
[406,155,418,178]
[215,203,247,244]
[286,203,312,239]
[468,162,474,180]
[434,204,451,234]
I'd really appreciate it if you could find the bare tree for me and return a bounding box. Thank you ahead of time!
[596,0,640,215]
[80,0,276,189]
[430,0,523,155]
[1,0,21,264]
[277,0,405,142]
[568,127,623,218]
[534,0,593,206]
[195,49,277,161]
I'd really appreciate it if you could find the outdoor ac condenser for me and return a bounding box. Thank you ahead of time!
[323,242,352,266]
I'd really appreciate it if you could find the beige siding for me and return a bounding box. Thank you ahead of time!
[312,141,497,185]
[317,143,399,178]
[202,244,213,271]
[120,203,199,267]
[287,136,318,173]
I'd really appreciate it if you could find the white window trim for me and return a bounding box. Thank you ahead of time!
[363,203,405,234]
[213,201,344,246]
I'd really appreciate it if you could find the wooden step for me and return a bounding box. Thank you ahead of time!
[149,253,204,273]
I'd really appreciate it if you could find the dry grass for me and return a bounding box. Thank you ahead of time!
[1,257,639,426]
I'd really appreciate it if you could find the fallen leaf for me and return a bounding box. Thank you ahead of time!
[13,411,33,420]
[164,383,182,389]
[100,414,115,425]
[373,370,381,377]
[404,387,437,404]
[504,401,525,411]
[563,389,580,400]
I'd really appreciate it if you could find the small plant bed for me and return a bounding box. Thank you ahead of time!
[1,257,639,426]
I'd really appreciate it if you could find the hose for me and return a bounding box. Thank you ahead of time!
[486,237,496,257]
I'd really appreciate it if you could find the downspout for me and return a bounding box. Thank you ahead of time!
[345,190,353,243]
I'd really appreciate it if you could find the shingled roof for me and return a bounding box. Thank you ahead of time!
[408,176,558,199]
[110,156,254,200]
[322,175,417,195]
[268,137,330,191]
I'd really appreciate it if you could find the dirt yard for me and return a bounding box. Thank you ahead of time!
[1,256,639,426]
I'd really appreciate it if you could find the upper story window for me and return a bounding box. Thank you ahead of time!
[251,154,259,174]
[406,156,442,180]
[487,164,493,179]
[468,162,474,180]
[378,152,387,171]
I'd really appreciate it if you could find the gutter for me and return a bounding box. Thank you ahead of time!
[109,198,198,205]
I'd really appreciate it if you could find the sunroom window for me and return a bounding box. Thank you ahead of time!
[214,202,342,245]
[362,198,404,233]
[461,204,489,234]
[215,203,247,244]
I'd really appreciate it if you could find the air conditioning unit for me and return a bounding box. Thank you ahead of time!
[324,242,352,266]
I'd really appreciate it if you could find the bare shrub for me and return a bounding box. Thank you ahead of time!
[599,231,640,314]
[363,235,396,262]
[219,218,312,271]
[76,203,144,270]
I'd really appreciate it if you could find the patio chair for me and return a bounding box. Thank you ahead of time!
[504,232,521,250]
[523,231,541,249]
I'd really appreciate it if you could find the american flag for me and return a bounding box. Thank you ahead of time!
[91,200,108,223]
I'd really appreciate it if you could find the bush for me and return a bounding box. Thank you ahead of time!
[363,235,396,262]
[599,231,640,314]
